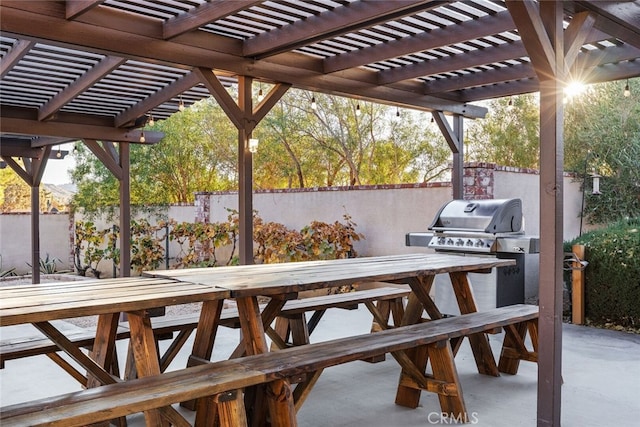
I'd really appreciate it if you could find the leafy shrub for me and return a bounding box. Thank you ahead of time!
[75,210,364,276]
[74,221,109,278]
[27,253,68,274]
[566,218,640,328]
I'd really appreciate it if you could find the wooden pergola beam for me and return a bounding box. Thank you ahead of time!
[0,39,34,79]
[327,10,515,74]
[576,0,640,50]
[507,1,558,81]
[0,115,164,144]
[84,139,123,180]
[564,12,596,69]
[244,0,444,59]
[163,0,262,40]
[426,40,640,95]
[114,71,201,128]
[39,56,126,122]
[66,0,103,20]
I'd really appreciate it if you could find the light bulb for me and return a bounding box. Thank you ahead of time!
[248,138,259,153]
[311,96,317,110]
[148,115,155,126]
[139,131,145,143]
[624,81,630,97]
[56,149,62,158]
[356,104,361,116]
[258,87,264,102]
[178,95,185,112]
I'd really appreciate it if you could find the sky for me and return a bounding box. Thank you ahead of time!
[42,143,76,185]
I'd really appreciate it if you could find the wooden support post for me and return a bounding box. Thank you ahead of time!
[571,244,586,325]
[119,142,131,277]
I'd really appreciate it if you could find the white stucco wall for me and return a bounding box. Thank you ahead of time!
[0,213,71,275]
[493,169,583,241]
[205,185,453,257]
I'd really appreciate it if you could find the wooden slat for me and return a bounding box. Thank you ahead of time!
[0,277,230,326]
[143,254,514,298]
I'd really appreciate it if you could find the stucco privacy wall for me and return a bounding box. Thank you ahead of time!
[1,164,584,274]
[0,213,71,274]
[201,183,452,258]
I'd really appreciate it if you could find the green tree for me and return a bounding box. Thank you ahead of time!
[69,89,454,211]
[71,142,166,213]
[0,168,67,213]
[151,98,237,202]
[466,94,540,168]
[256,90,449,188]
[71,98,238,211]
[564,79,640,223]
[0,169,30,212]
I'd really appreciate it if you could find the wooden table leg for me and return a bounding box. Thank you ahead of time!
[86,313,120,388]
[183,299,225,412]
[127,310,190,427]
[236,296,297,427]
[35,316,125,427]
[394,279,433,408]
[449,272,500,377]
[428,340,468,420]
[498,319,538,375]
[215,390,249,427]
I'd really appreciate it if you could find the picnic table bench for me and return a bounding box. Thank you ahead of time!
[0,286,409,382]
[0,304,539,427]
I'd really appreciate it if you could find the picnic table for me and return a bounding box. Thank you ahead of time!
[144,253,517,424]
[0,276,231,424]
[1,253,524,426]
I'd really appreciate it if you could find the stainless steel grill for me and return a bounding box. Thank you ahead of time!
[406,198,540,312]
[406,198,539,254]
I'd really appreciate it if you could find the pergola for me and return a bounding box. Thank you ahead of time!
[1,1,639,425]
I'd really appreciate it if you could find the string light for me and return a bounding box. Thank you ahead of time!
[148,114,155,126]
[56,148,62,158]
[624,80,630,97]
[311,96,317,110]
[139,131,146,143]
[508,98,514,107]
[73,144,78,154]
[258,83,264,102]
[248,138,259,153]
[178,95,185,112]
[356,104,361,116]
[396,107,400,118]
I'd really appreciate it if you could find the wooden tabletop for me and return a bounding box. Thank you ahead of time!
[0,277,231,327]
[144,253,515,298]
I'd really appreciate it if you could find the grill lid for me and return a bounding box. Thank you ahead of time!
[429,198,523,234]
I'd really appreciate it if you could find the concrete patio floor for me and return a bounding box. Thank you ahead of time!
[1,306,639,426]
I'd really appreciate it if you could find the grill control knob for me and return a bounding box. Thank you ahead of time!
[466,239,474,246]
[456,239,464,246]
[447,239,454,246]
